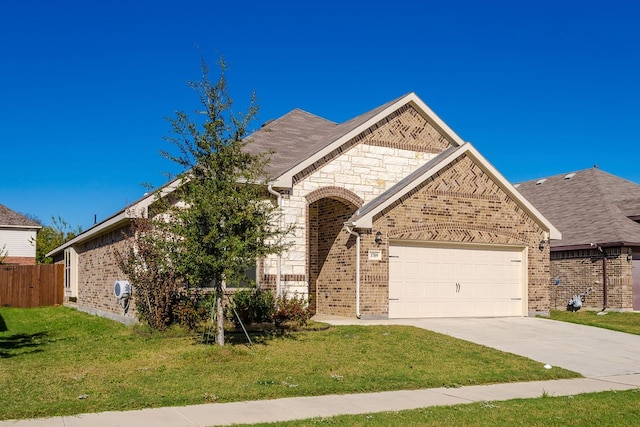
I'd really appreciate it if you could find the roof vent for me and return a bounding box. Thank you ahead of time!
[536,179,546,185]
[564,173,576,180]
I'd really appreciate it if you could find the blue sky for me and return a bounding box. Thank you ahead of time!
[2,0,640,231]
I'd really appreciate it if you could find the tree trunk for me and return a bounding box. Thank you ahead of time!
[216,284,225,346]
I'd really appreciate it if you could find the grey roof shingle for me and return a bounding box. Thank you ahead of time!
[244,94,412,180]
[244,109,338,179]
[0,203,41,227]
[516,168,640,248]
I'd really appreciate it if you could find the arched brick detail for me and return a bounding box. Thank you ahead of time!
[305,186,364,208]
[387,222,524,244]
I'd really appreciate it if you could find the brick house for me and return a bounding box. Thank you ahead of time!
[48,93,559,323]
[516,167,640,312]
[0,203,41,265]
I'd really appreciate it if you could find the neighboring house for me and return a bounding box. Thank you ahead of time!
[516,167,640,311]
[0,203,41,265]
[48,92,559,323]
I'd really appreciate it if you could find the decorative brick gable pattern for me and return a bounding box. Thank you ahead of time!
[293,105,453,185]
[351,154,550,316]
[363,104,452,153]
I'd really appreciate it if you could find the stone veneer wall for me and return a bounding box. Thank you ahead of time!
[263,105,452,298]
[550,247,633,311]
[355,154,551,317]
[75,225,136,321]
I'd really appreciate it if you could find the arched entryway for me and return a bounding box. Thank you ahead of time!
[306,187,363,316]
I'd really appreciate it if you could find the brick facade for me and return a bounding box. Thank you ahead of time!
[60,99,555,322]
[316,154,550,317]
[308,197,360,316]
[74,226,137,322]
[2,256,36,265]
[550,247,634,311]
[265,105,451,297]
[264,106,551,318]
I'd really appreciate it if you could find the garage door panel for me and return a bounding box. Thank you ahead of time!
[389,243,525,318]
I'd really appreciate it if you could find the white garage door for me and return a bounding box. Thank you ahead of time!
[389,243,526,318]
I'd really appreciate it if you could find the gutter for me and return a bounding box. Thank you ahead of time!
[344,222,361,319]
[267,185,282,298]
[1,224,42,230]
[551,241,640,252]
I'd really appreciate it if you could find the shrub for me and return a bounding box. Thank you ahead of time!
[274,293,311,329]
[229,287,275,328]
[115,217,182,331]
[172,289,215,331]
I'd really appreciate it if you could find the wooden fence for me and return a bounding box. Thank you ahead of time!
[0,264,64,308]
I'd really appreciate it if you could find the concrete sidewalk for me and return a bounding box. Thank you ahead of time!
[2,375,640,427]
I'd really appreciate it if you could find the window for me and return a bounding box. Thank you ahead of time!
[63,247,78,298]
[64,250,71,289]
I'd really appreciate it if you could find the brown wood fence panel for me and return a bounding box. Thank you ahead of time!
[0,264,64,308]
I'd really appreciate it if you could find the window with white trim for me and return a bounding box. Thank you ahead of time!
[63,247,78,298]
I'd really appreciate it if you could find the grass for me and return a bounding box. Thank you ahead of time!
[0,306,579,421]
[241,389,640,426]
[549,310,640,335]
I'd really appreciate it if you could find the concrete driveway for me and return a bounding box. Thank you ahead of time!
[318,316,640,378]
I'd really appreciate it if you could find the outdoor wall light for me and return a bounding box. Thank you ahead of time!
[538,239,547,251]
[375,231,383,244]
[627,254,633,263]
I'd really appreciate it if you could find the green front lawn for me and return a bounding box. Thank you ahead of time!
[0,306,579,420]
[550,310,640,335]
[243,389,640,426]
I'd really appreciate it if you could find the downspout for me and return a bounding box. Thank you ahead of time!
[344,222,361,319]
[267,185,282,298]
[593,243,608,312]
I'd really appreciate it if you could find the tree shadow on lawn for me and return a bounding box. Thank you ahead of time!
[201,322,331,346]
[0,331,49,359]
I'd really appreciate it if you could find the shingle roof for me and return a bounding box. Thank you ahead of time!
[0,203,41,228]
[515,168,640,248]
[244,109,338,179]
[244,94,411,180]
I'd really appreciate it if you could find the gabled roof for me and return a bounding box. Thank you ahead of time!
[348,143,561,240]
[0,203,41,229]
[515,168,640,249]
[46,178,182,257]
[246,92,466,187]
[48,93,525,256]
[244,109,338,179]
